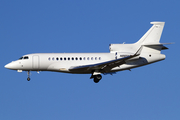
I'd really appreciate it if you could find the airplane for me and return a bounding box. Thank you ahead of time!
[4,22,170,83]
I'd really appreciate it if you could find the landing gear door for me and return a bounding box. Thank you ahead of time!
[32,55,39,69]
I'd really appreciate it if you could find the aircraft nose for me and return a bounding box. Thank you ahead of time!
[4,63,11,69]
[4,62,17,70]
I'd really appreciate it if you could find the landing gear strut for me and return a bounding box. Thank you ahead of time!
[27,71,31,81]
[93,74,102,83]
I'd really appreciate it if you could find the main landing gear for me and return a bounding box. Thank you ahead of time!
[27,71,31,81]
[92,74,102,83]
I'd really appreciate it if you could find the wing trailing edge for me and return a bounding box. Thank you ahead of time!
[69,46,143,73]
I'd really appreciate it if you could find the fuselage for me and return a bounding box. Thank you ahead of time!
[5,52,166,74]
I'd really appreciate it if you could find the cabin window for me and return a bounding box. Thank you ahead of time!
[46,56,102,61]
[47,56,101,61]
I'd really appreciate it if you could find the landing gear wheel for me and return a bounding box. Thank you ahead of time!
[93,74,102,83]
[93,78,100,83]
[27,71,31,81]
[27,77,30,81]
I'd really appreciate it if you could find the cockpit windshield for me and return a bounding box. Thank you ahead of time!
[24,56,29,59]
[19,56,29,60]
[19,57,23,60]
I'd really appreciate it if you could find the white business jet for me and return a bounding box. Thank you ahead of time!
[5,22,170,83]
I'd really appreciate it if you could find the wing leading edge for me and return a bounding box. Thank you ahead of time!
[69,46,143,73]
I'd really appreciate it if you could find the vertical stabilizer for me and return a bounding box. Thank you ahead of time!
[136,22,165,45]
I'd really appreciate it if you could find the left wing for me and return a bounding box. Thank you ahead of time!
[69,46,143,73]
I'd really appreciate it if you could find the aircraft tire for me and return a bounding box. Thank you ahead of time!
[93,78,100,83]
[96,74,102,80]
[27,77,30,81]
[93,74,102,83]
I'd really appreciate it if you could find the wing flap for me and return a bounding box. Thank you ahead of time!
[69,56,132,73]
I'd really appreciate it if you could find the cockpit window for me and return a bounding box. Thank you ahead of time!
[19,57,23,60]
[24,56,29,59]
[19,56,29,60]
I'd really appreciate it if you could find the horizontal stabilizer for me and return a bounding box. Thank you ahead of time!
[143,43,173,50]
[143,43,174,46]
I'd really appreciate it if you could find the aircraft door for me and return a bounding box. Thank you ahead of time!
[32,55,39,69]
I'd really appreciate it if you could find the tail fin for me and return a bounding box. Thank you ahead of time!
[136,22,165,45]
[109,22,167,54]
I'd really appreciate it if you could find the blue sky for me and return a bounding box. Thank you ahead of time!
[1,0,180,120]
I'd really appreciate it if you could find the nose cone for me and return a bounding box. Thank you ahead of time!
[4,64,9,69]
[4,62,17,70]
[5,63,12,69]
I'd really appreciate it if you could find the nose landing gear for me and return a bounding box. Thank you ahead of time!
[27,71,31,81]
[27,77,30,81]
